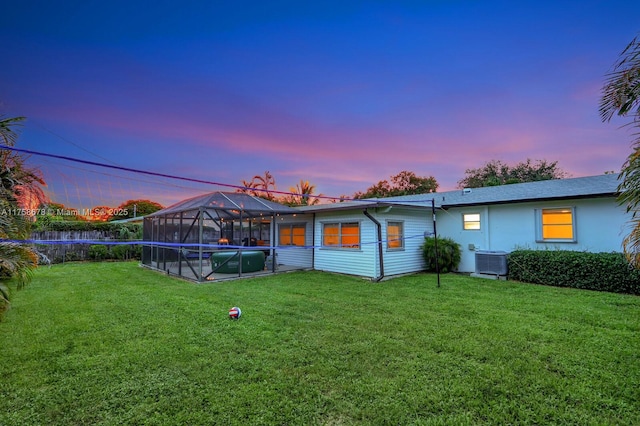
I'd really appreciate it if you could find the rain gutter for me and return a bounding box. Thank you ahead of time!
[363,209,384,282]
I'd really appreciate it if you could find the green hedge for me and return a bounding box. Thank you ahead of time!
[111,244,141,260]
[88,245,109,261]
[508,250,640,295]
[31,221,142,263]
[33,221,141,235]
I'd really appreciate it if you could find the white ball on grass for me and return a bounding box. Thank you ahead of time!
[229,306,242,319]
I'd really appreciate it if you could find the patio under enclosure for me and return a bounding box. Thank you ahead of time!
[141,192,301,282]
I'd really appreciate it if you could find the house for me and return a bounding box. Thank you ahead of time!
[449,174,629,272]
[383,173,628,274]
[142,174,630,281]
[278,198,432,281]
[281,173,628,278]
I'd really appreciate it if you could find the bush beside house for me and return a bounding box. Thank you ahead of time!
[508,250,640,295]
[422,237,461,273]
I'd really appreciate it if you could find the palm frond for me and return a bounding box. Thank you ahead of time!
[0,241,38,288]
[0,115,26,147]
[622,218,640,268]
[0,281,9,319]
[602,35,640,269]
[600,36,640,122]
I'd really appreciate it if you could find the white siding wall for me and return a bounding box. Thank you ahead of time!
[312,208,433,279]
[378,208,431,276]
[313,210,379,278]
[437,197,631,273]
[275,214,314,268]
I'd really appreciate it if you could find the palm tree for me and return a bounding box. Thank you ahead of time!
[0,196,39,317]
[0,116,44,317]
[0,198,38,282]
[287,180,322,206]
[252,171,277,201]
[0,115,25,145]
[237,179,258,196]
[0,116,47,209]
[600,35,640,266]
[237,171,278,200]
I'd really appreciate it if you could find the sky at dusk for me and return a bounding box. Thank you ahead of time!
[1,1,639,210]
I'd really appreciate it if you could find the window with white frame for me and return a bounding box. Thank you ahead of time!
[536,207,576,242]
[463,213,481,230]
[322,222,360,249]
[279,223,306,246]
[387,221,404,249]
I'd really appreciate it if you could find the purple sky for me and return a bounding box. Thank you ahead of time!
[1,1,639,209]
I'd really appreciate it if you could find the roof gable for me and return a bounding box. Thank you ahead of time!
[150,191,299,218]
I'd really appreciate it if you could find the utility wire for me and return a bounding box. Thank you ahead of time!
[0,144,438,204]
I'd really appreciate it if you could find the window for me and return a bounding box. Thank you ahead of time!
[322,222,360,249]
[463,213,481,230]
[387,221,404,249]
[537,207,576,242]
[279,223,306,246]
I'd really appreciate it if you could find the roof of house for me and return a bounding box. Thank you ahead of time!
[299,174,621,213]
[148,191,299,219]
[150,175,620,219]
[395,173,620,208]
[295,199,411,213]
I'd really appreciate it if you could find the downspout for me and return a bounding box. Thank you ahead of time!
[311,213,316,270]
[238,211,243,278]
[363,209,384,282]
[198,207,204,282]
[178,212,183,277]
[270,213,276,272]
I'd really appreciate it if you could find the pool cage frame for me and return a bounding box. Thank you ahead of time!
[141,192,299,282]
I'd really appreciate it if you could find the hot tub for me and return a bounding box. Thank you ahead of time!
[210,250,265,273]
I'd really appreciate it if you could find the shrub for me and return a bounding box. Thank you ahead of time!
[33,220,141,235]
[508,249,640,295]
[63,251,82,262]
[111,244,128,260]
[422,237,461,273]
[32,222,142,263]
[117,226,132,240]
[0,282,9,320]
[88,245,109,261]
[132,244,142,259]
[111,244,140,260]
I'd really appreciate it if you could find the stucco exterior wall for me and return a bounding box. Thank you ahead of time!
[437,196,630,273]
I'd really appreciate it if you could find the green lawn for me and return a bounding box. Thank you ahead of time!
[1,262,639,425]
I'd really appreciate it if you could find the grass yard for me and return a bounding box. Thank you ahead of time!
[1,262,639,425]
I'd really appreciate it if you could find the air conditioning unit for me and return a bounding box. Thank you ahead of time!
[475,251,508,276]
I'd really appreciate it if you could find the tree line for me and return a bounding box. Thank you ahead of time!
[34,199,164,224]
[236,159,569,205]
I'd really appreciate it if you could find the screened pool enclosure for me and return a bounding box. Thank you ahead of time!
[142,192,300,281]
